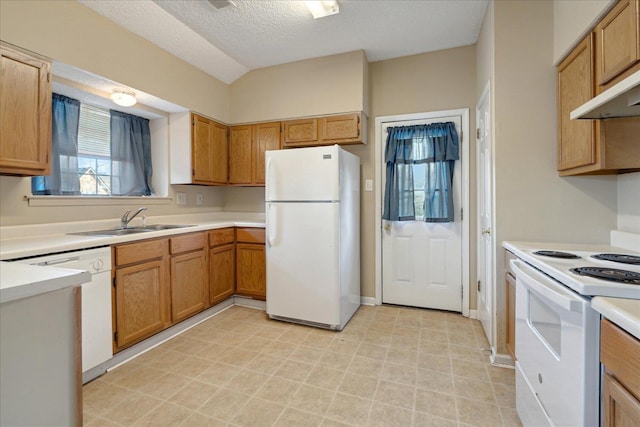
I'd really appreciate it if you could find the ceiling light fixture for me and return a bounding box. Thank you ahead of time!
[305,0,339,19]
[110,90,137,107]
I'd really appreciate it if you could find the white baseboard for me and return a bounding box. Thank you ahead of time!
[490,351,515,368]
[360,296,376,306]
[467,309,478,319]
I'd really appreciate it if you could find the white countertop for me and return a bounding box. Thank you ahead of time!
[0,212,265,260]
[0,262,91,304]
[592,297,640,340]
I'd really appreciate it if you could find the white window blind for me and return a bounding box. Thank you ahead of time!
[77,103,110,157]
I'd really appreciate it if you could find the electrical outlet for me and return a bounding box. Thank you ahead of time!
[365,179,373,192]
[196,193,204,205]
[176,192,187,205]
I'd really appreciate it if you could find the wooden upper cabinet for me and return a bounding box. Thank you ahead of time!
[282,113,366,148]
[319,114,361,145]
[557,33,640,176]
[229,121,281,186]
[595,0,640,88]
[557,35,596,171]
[229,125,253,185]
[281,118,318,148]
[192,113,228,185]
[253,122,281,185]
[170,112,228,185]
[0,42,52,176]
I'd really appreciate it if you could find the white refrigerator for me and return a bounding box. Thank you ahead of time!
[265,145,360,331]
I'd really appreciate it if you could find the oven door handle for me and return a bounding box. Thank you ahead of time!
[510,259,584,313]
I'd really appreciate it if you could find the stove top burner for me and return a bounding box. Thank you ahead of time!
[592,253,640,265]
[533,250,580,259]
[570,267,640,285]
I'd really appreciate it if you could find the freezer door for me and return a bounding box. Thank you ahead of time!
[265,146,340,202]
[266,202,341,326]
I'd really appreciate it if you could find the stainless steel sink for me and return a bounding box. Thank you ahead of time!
[69,224,195,236]
[133,224,195,231]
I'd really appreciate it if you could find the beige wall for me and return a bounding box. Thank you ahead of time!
[229,50,368,123]
[0,0,234,226]
[553,0,614,64]
[488,0,618,354]
[0,0,229,121]
[353,46,477,302]
[617,172,640,233]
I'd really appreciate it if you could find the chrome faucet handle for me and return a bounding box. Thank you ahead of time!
[120,210,131,227]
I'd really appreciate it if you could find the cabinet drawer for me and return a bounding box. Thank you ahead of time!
[601,319,640,400]
[170,232,206,255]
[209,228,235,247]
[114,239,167,266]
[236,227,265,244]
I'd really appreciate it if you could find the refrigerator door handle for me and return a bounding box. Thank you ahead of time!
[267,203,276,247]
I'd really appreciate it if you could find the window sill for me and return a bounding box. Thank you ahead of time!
[26,195,173,207]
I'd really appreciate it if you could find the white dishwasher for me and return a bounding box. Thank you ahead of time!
[12,247,113,376]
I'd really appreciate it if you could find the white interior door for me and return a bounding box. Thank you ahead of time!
[476,85,493,343]
[382,116,463,312]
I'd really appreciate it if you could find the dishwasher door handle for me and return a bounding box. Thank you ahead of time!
[36,256,80,267]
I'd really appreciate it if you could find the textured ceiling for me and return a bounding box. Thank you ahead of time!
[79,0,489,84]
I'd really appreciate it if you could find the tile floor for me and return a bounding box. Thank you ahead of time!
[83,305,522,427]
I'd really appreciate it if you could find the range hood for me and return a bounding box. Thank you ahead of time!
[571,70,640,119]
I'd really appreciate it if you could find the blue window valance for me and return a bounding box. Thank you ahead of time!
[383,122,459,222]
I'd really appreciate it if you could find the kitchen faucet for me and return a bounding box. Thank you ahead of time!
[120,207,147,229]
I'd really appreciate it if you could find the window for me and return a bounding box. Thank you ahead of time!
[77,104,112,195]
[32,94,153,197]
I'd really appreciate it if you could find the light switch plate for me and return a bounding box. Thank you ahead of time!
[176,192,187,205]
[365,179,373,192]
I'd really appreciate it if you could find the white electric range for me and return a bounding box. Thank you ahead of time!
[503,241,640,427]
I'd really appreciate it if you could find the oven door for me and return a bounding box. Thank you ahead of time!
[511,259,600,427]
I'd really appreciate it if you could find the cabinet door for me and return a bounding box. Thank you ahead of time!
[596,0,640,85]
[253,122,281,185]
[192,114,215,184]
[229,125,253,185]
[236,243,266,300]
[209,243,235,305]
[0,43,51,176]
[319,114,361,145]
[192,114,228,185]
[114,260,168,350]
[557,35,596,171]
[282,118,318,148]
[171,250,208,322]
[210,120,229,185]
[602,372,640,427]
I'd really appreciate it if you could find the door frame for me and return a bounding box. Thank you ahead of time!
[476,81,493,345]
[374,109,470,317]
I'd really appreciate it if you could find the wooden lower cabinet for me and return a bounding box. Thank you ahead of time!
[112,227,266,352]
[601,319,640,427]
[170,233,208,322]
[236,228,266,300]
[113,256,169,351]
[209,228,236,305]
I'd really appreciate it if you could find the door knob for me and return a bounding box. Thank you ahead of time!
[384,223,391,231]
[481,228,491,235]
